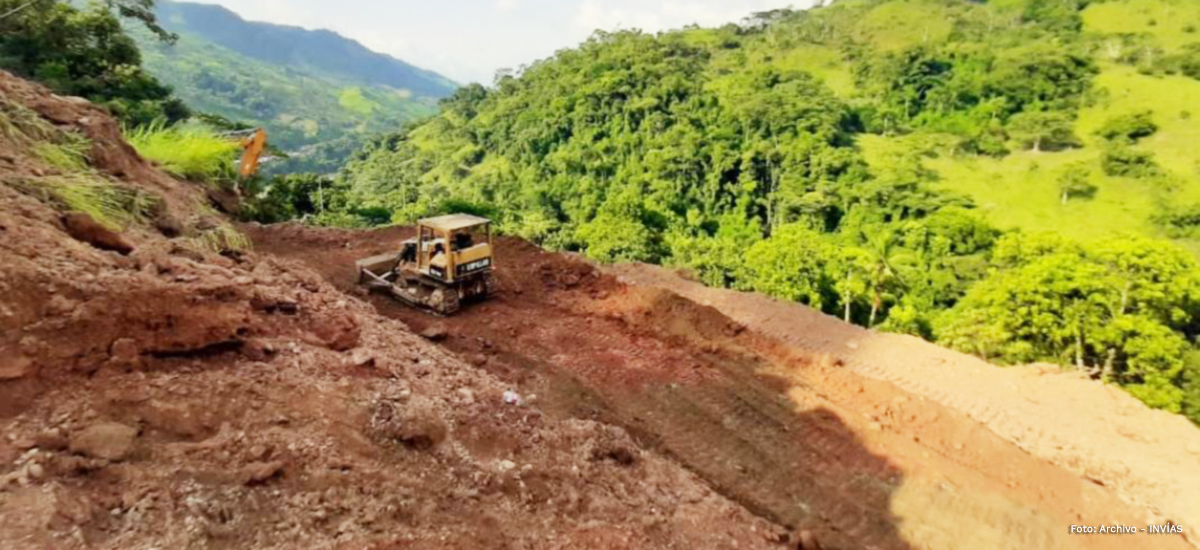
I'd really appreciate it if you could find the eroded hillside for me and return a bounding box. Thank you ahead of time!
[0,72,779,549]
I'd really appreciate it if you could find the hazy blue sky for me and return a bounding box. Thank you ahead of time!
[188,0,813,85]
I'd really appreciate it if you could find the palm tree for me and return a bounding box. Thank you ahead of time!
[835,247,869,324]
[861,228,914,328]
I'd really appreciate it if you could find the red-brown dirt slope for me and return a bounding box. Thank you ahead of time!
[0,71,781,549]
[250,222,1197,550]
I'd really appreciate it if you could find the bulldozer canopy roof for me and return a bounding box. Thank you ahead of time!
[420,213,491,232]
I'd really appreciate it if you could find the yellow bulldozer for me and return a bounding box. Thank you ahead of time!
[356,214,498,315]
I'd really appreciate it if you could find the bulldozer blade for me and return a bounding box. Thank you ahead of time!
[356,252,400,285]
[359,266,395,291]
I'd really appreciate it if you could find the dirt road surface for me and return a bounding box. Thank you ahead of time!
[249,223,1197,550]
[613,263,1200,539]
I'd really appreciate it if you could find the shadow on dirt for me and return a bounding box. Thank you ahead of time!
[370,293,911,548]
[632,378,910,549]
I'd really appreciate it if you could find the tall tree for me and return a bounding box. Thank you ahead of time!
[0,0,188,124]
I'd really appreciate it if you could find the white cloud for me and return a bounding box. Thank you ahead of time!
[495,0,521,12]
[573,0,808,33]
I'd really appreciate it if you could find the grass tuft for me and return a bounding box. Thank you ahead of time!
[125,121,241,183]
[0,98,56,144]
[31,133,91,171]
[1,98,92,173]
[12,174,155,231]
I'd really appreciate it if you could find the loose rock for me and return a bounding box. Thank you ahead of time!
[69,422,138,461]
[62,213,134,255]
[347,349,376,369]
[0,355,33,380]
[108,338,140,368]
[35,429,68,451]
[419,325,449,342]
[242,460,286,485]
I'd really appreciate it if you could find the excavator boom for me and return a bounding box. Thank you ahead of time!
[238,128,268,179]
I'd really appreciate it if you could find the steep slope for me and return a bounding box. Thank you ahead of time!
[5,66,1196,549]
[336,0,1200,248]
[0,71,777,549]
[914,0,1200,250]
[612,262,1200,546]
[131,1,457,174]
[247,221,1198,550]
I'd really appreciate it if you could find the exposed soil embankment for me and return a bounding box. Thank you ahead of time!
[249,222,1196,550]
[0,71,779,550]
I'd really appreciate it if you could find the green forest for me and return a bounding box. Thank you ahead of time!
[3,0,1199,424]
[307,0,1200,421]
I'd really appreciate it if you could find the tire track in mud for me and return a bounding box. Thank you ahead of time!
[247,224,1192,550]
[611,262,1200,550]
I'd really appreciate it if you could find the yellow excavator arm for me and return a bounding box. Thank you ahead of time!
[238,128,268,179]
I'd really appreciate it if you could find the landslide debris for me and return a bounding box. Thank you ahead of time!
[0,71,780,549]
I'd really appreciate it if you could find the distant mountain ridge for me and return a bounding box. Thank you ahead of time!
[131,1,457,174]
[153,1,457,97]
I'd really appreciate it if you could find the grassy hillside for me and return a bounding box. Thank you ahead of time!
[131,1,456,174]
[735,0,1200,253]
[906,0,1200,253]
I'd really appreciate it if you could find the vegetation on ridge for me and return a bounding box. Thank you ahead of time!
[126,121,241,182]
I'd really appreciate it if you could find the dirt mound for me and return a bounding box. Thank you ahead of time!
[254,222,1195,550]
[0,71,780,549]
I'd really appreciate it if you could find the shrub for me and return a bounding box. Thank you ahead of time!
[1158,43,1200,80]
[1153,203,1200,237]
[1095,111,1158,143]
[1102,145,1161,178]
[1184,351,1200,426]
[1006,111,1080,152]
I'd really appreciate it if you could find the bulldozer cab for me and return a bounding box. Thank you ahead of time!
[412,214,493,283]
